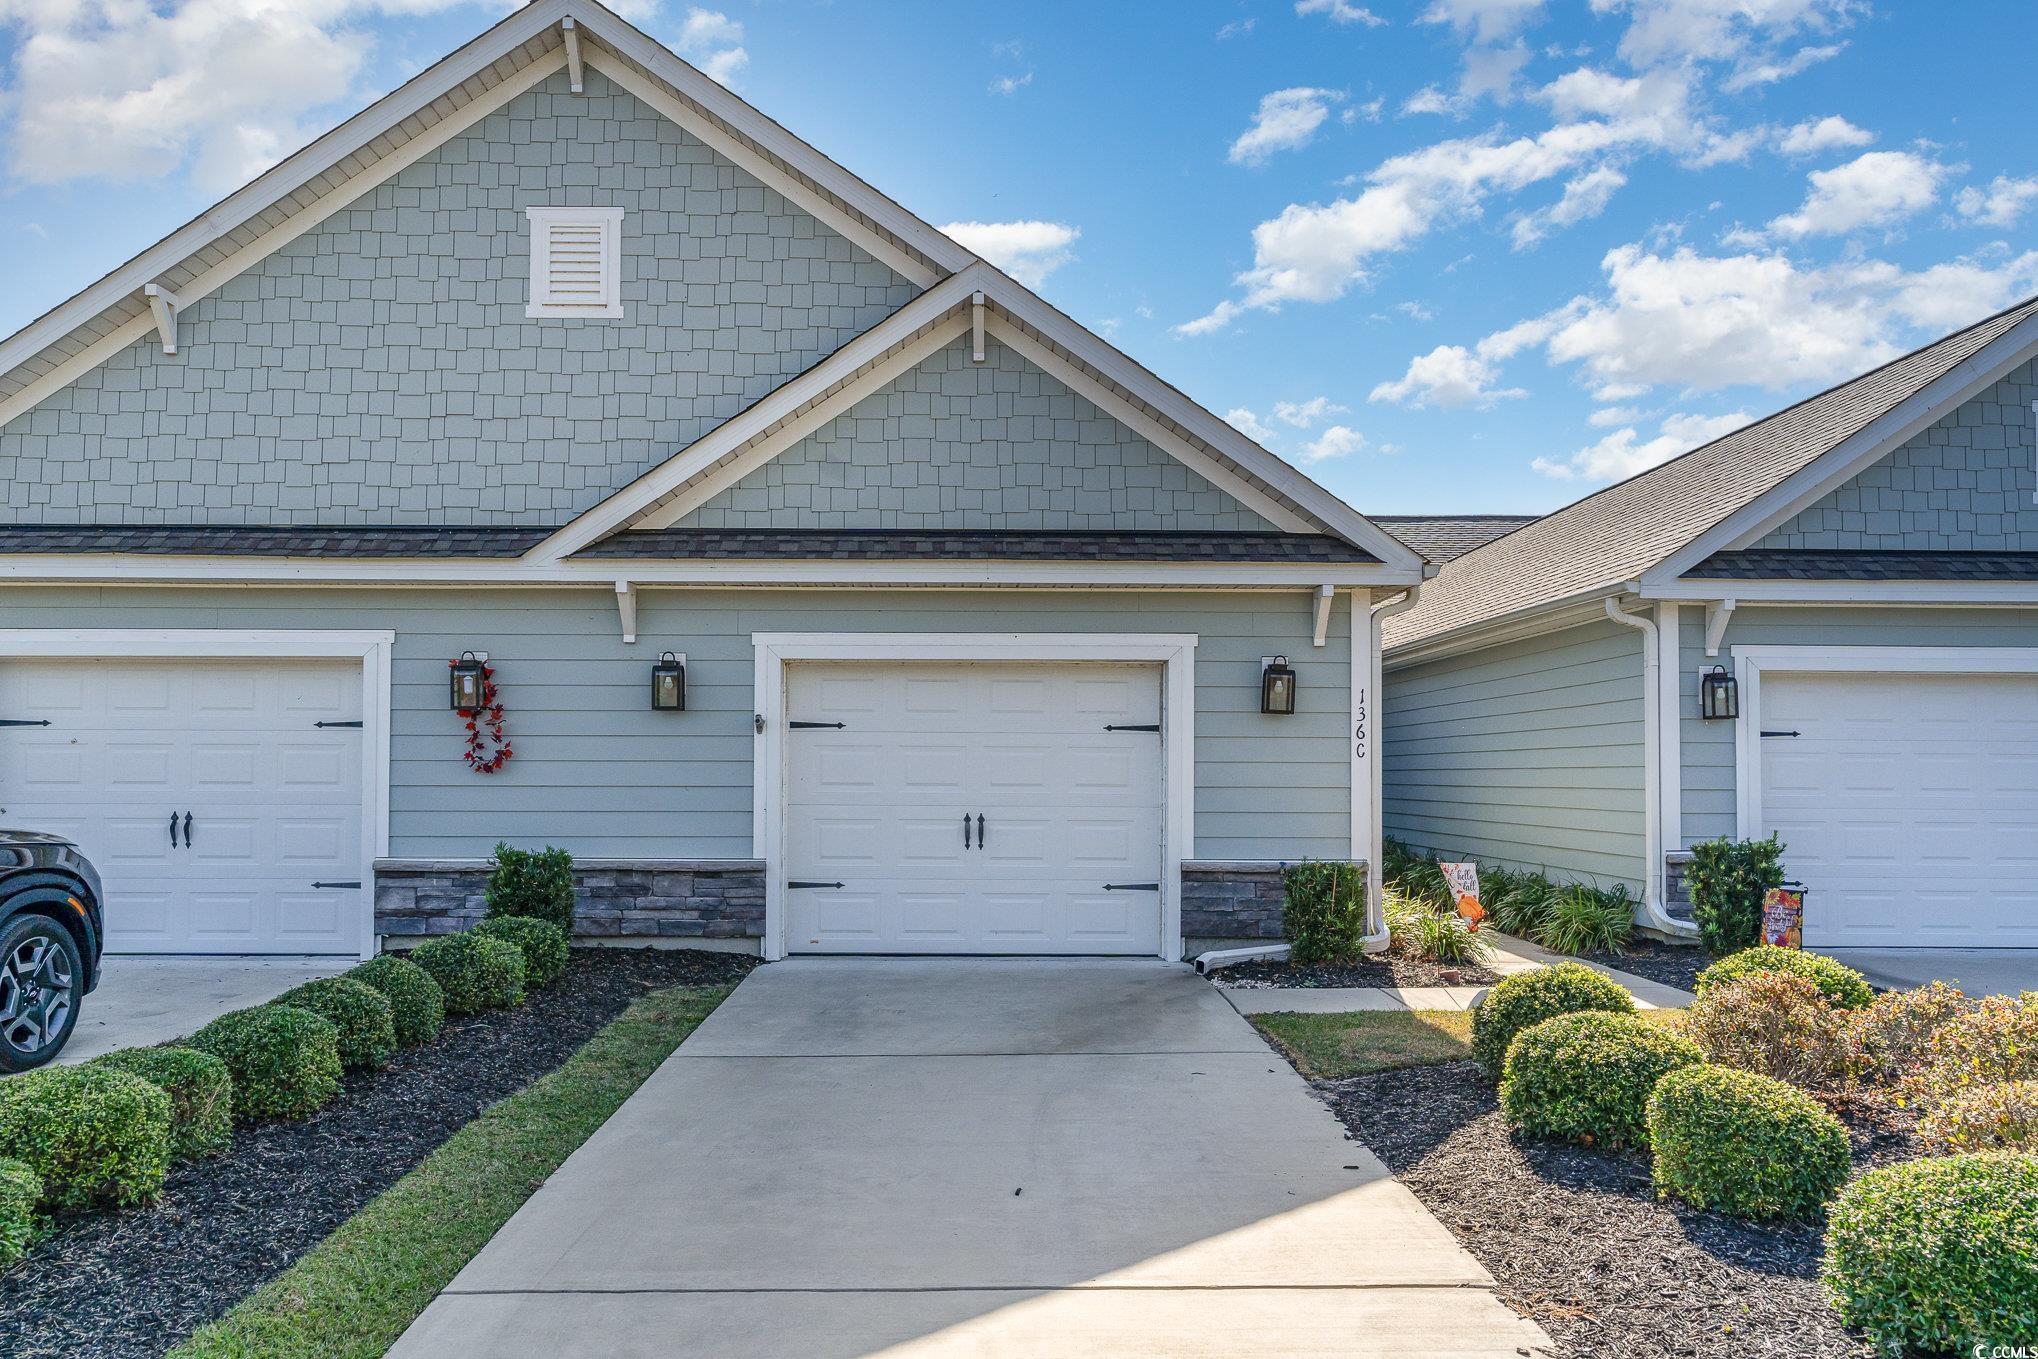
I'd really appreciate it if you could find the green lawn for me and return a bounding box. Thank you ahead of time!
[169,983,733,1359]
[1253,1006,1685,1080]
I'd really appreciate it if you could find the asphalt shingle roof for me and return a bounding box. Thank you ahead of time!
[1386,294,2038,650]
[1374,515,1537,563]
[0,526,551,556]
[1688,549,2038,582]
[576,529,1379,562]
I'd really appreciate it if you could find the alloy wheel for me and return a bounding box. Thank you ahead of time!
[0,932,75,1055]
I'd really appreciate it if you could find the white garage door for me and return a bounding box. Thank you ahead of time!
[0,659,366,955]
[784,662,1164,955]
[1761,669,2038,948]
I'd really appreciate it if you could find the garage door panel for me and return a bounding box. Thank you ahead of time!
[276,891,348,944]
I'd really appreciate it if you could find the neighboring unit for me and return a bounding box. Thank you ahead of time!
[0,1,1428,961]
[1383,300,2038,949]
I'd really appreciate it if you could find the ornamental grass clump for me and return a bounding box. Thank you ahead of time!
[473,915,570,987]
[0,1065,172,1213]
[0,1157,38,1268]
[1681,971,1848,1091]
[348,954,446,1047]
[1695,944,1873,1010]
[1282,860,1368,964]
[1823,1153,2038,1355]
[1384,889,1490,966]
[1921,1081,2038,1154]
[275,976,397,1071]
[1647,1065,1851,1219]
[1470,961,1635,1082]
[91,1046,234,1161]
[411,931,526,1015]
[188,1004,343,1123]
[1499,1010,1704,1151]
[1535,883,1634,957]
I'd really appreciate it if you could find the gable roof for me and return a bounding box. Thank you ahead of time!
[1373,515,1535,563]
[1388,293,2038,650]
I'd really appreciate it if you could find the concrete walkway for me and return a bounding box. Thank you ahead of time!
[390,959,1552,1359]
[1824,948,2038,998]
[59,956,353,1065]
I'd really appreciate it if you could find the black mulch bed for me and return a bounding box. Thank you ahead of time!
[1217,953,1500,989]
[1319,1061,1918,1359]
[1577,940,1707,993]
[0,946,758,1359]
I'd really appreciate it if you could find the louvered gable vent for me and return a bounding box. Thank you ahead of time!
[526,207,625,318]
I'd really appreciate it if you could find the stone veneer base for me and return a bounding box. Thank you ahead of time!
[373,858,765,942]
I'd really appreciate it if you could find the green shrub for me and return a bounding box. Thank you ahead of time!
[1384,890,1490,965]
[0,1157,38,1268]
[1499,1010,1704,1150]
[188,1004,343,1123]
[1685,835,1784,956]
[1696,945,1873,1010]
[0,1066,172,1213]
[1536,883,1635,956]
[1907,993,2038,1107]
[1823,1153,2038,1354]
[91,1046,233,1161]
[473,915,570,987]
[1477,866,1554,939]
[484,842,576,934]
[1922,1081,2038,1154]
[1282,860,1369,964]
[274,977,396,1071]
[411,932,526,1015]
[1470,961,1636,1081]
[1647,1064,1852,1219]
[1381,839,1449,908]
[1681,971,1848,1090]
[1842,981,1972,1088]
[348,954,446,1048]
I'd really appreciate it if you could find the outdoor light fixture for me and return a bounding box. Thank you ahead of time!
[1700,664,1739,721]
[1260,656,1297,716]
[450,651,486,711]
[651,652,686,711]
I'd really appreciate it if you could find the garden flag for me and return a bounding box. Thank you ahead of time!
[1761,887,1804,949]
[1441,861,1484,930]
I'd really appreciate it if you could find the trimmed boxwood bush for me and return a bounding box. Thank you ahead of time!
[1647,1064,1851,1219]
[1685,834,1784,956]
[1471,961,1636,1081]
[348,954,446,1047]
[1823,1152,2038,1354]
[188,1004,343,1123]
[411,932,525,1015]
[484,842,576,934]
[1695,945,1873,1009]
[0,1156,38,1268]
[275,976,396,1071]
[0,1065,172,1213]
[1500,1010,1704,1150]
[91,1046,233,1161]
[473,915,569,988]
[1283,860,1368,964]
[1921,1080,2038,1154]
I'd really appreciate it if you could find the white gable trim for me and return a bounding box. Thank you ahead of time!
[1643,313,2038,587]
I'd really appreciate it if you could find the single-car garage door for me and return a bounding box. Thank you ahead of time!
[1760,669,2038,948]
[0,659,366,955]
[784,661,1164,955]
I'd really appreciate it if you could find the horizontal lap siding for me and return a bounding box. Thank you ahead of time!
[0,586,1350,861]
[1385,618,1645,891]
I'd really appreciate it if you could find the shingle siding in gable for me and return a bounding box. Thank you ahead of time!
[0,68,916,525]
[676,338,1275,531]
[1753,359,2038,551]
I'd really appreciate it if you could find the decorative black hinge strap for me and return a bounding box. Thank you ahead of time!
[1760,730,1802,737]
[1102,882,1161,891]
[1104,724,1160,732]
[787,880,844,889]
[314,720,364,728]
[789,721,846,730]
[311,881,362,889]
[0,719,50,727]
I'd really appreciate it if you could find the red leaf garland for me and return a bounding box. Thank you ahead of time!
[450,659,513,774]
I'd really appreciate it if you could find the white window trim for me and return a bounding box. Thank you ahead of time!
[0,629,395,961]
[526,207,624,319]
[1730,644,2038,842]
[749,633,1197,962]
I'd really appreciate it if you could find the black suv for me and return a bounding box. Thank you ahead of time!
[0,831,104,1073]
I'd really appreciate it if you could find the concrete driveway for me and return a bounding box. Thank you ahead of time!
[1824,949,2038,998]
[391,959,1550,1359]
[58,956,352,1065]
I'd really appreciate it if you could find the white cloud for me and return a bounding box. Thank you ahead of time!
[1596,0,1856,73]
[1299,425,1369,462]
[1510,164,1625,248]
[1295,0,1387,25]
[677,8,749,86]
[1224,407,1279,443]
[1216,18,1257,39]
[1400,86,1456,118]
[939,220,1081,288]
[1419,0,1545,43]
[1873,250,2038,331]
[1533,409,1750,481]
[989,71,1033,96]
[1956,174,2038,229]
[1369,341,1528,408]
[1721,42,1842,92]
[1776,115,1873,157]
[1396,299,1435,320]
[1229,87,1345,166]
[1273,396,1350,427]
[1587,404,1640,426]
[1768,150,1949,238]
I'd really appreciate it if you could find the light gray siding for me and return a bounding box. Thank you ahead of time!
[0,587,1351,861]
[0,68,915,525]
[1678,605,2038,845]
[1755,359,2038,550]
[679,338,1272,531]
[1384,619,1646,891]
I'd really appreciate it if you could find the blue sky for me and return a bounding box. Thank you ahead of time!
[1,0,2034,515]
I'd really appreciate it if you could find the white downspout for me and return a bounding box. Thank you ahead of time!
[1603,596,1696,938]
[1361,584,1423,952]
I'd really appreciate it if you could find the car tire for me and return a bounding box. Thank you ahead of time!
[0,913,84,1074]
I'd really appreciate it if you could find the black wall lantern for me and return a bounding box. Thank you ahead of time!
[1261,655,1297,716]
[651,652,686,712]
[1700,664,1739,721]
[450,651,486,711]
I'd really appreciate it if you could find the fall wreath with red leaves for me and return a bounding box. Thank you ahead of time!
[451,658,513,773]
